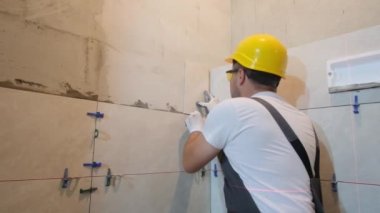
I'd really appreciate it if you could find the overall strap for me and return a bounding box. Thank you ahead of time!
[313,128,320,178]
[251,97,315,178]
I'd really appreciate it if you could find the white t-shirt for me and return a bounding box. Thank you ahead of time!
[203,92,316,213]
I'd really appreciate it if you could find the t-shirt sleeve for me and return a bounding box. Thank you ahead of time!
[202,100,237,150]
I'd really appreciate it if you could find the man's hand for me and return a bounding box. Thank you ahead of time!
[185,111,204,133]
[196,95,220,113]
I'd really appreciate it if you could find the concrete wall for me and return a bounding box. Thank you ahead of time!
[231,0,380,212]
[0,0,230,212]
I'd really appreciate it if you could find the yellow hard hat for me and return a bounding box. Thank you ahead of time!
[226,34,287,78]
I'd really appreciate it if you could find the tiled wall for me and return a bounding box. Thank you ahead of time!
[0,1,230,212]
[296,27,380,212]
[231,1,380,212]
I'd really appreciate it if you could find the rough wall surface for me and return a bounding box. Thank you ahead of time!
[0,0,231,112]
[0,0,231,212]
[231,0,380,48]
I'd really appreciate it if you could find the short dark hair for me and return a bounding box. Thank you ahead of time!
[234,61,281,88]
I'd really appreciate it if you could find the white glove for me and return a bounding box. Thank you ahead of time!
[197,95,220,112]
[185,111,204,133]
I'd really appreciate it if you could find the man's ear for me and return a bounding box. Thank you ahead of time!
[238,68,246,85]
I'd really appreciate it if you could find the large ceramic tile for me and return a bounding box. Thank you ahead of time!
[98,1,168,56]
[285,26,380,109]
[0,177,91,213]
[335,182,360,213]
[353,103,380,183]
[0,13,100,101]
[348,88,380,106]
[95,1,188,111]
[285,36,349,109]
[277,55,310,107]
[342,26,380,104]
[96,46,186,112]
[210,65,231,101]
[93,102,187,175]
[99,0,229,66]
[98,53,202,114]
[183,61,210,113]
[0,0,25,15]
[357,184,380,213]
[24,0,103,38]
[96,0,230,112]
[305,106,355,181]
[306,66,352,109]
[0,87,96,179]
[210,158,226,213]
[90,172,210,213]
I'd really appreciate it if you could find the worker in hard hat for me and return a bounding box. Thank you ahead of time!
[183,34,322,212]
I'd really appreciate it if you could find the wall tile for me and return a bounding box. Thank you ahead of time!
[0,87,96,179]
[305,106,355,181]
[183,61,210,113]
[24,0,104,38]
[95,0,229,112]
[282,26,380,109]
[98,0,165,56]
[0,13,99,101]
[282,36,349,109]
[0,0,25,16]
[93,102,187,175]
[0,178,91,213]
[353,103,380,184]
[96,46,186,112]
[210,65,231,101]
[335,183,359,213]
[90,173,210,213]
[357,184,380,213]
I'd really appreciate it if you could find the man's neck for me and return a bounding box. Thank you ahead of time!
[241,84,276,98]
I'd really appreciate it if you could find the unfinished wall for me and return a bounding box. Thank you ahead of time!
[231,0,380,212]
[0,0,230,212]
[231,0,380,48]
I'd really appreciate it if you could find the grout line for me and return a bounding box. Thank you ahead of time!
[88,101,99,213]
[299,101,380,111]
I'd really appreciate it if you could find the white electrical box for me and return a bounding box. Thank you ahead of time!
[327,50,380,93]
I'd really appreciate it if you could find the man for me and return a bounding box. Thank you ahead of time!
[183,34,318,212]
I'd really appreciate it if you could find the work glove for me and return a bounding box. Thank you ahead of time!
[185,111,204,133]
[196,94,220,113]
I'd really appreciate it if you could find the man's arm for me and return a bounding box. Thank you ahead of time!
[183,131,220,173]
